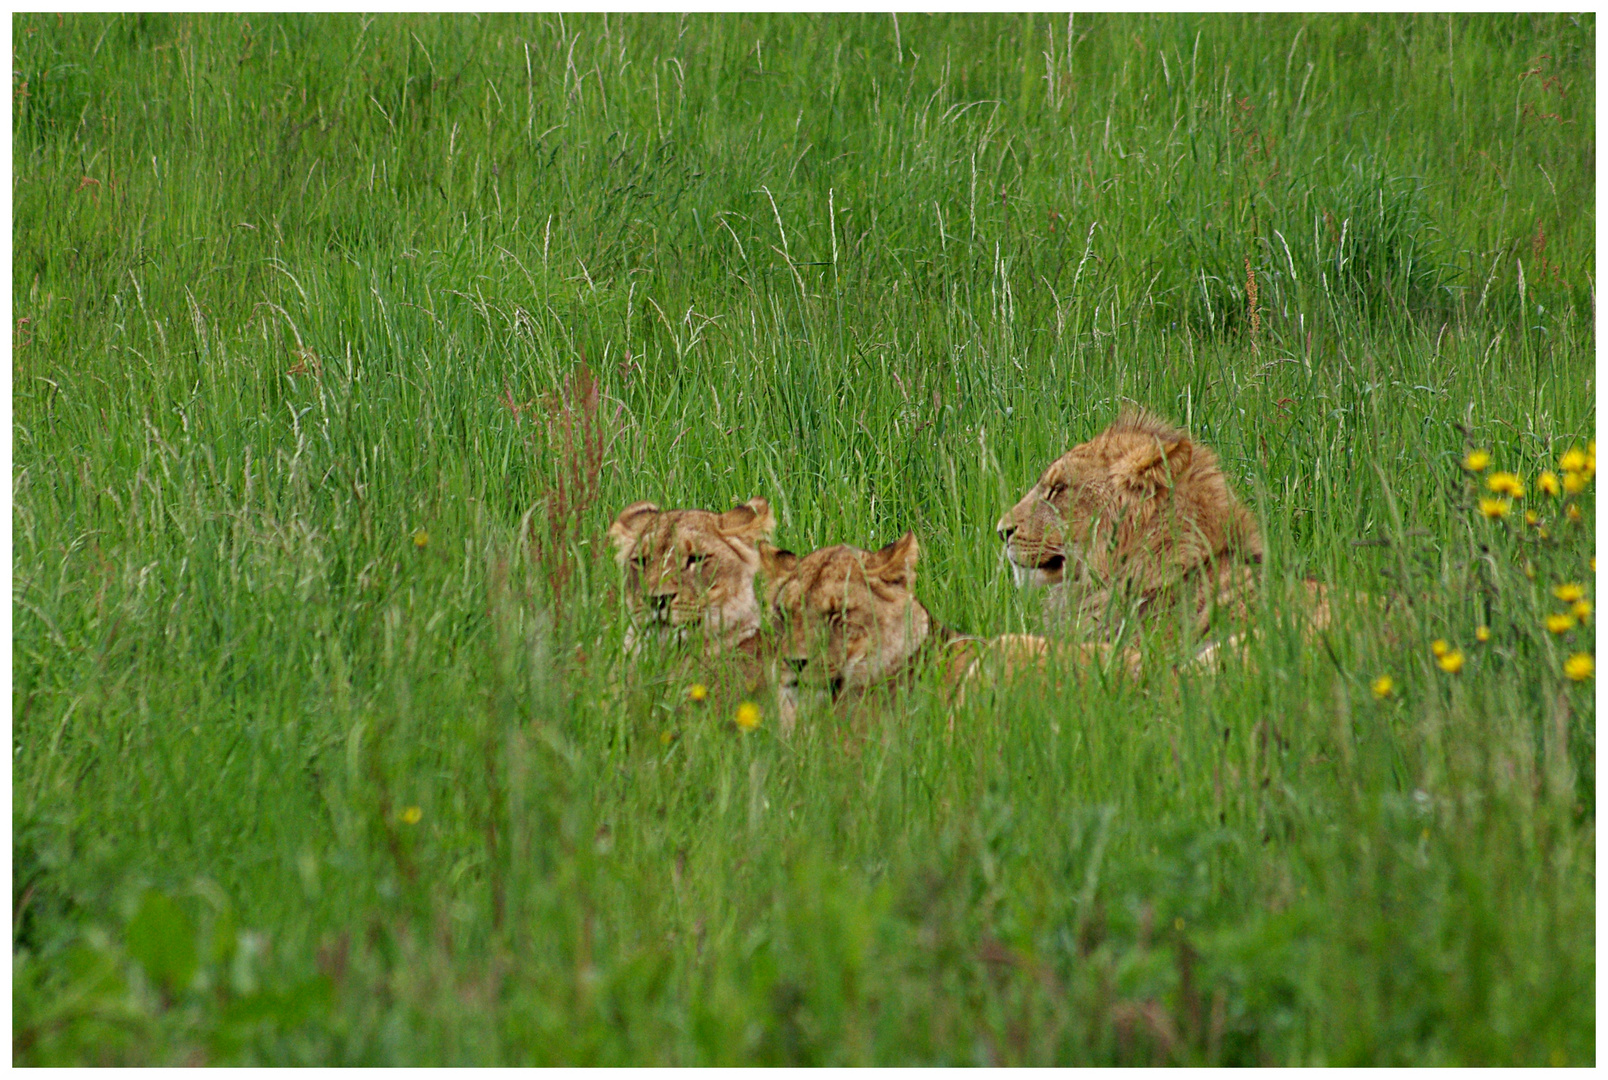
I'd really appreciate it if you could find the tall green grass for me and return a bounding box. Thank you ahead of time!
[13,13,1594,1064]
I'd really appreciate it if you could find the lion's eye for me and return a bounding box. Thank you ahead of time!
[685,552,708,570]
[632,553,651,569]
[1044,482,1067,500]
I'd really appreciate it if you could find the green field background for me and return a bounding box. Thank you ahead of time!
[13,13,1595,1064]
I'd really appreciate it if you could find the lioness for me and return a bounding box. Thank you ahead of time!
[608,497,776,655]
[996,409,1265,643]
[760,533,1090,732]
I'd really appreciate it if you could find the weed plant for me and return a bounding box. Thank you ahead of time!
[12,13,1594,1064]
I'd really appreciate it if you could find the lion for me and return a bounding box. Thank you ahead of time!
[760,533,1116,733]
[607,497,776,655]
[996,409,1266,644]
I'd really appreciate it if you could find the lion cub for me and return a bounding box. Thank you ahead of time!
[996,409,1266,647]
[608,497,777,656]
[760,533,1074,733]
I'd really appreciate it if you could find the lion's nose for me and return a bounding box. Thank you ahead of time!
[648,593,673,613]
[785,657,809,673]
[997,523,1016,543]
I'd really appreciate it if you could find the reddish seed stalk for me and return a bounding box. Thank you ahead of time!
[1245,257,1260,354]
[534,363,606,621]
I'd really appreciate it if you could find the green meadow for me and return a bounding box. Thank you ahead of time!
[12,13,1595,1064]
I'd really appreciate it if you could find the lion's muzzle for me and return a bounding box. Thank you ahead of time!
[1002,541,1067,588]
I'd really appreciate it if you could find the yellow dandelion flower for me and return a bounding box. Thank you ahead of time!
[1572,599,1592,622]
[1436,650,1464,674]
[1463,449,1492,472]
[1539,471,1561,496]
[1545,613,1576,634]
[401,806,422,825]
[1566,504,1582,523]
[1479,498,1511,519]
[412,528,430,549]
[735,701,761,732]
[1370,674,1394,699]
[1524,509,1541,526]
[1592,557,1597,574]
[1539,527,1551,539]
[687,683,709,703]
[1563,471,1588,494]
[1559,447,1588,473]
[1487,472,1525,498]
[660,729,676,746]
[1564,653,1594,682]
[1552,583,1585,603]
[1430,638,1450,658]
[1475,625,1491,642]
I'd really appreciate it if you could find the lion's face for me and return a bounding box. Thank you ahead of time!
[995,438,1136,589]
[762,533,929,705]
[608,497,775,653]
[996,410,1262,595]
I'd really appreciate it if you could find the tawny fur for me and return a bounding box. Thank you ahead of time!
[761,534,1128,733]
[763,533,932,699]
[608,497,776,654]
[996,409,1263,640]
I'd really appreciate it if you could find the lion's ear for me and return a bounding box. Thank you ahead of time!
[1117,436,1193,492]
[758,540,799,608]
[608,501,660,565]
[758,539,799,580]
[717,496,776,542]
[867,531,920,587]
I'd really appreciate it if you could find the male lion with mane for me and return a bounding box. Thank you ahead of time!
[996,409,1267,647]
